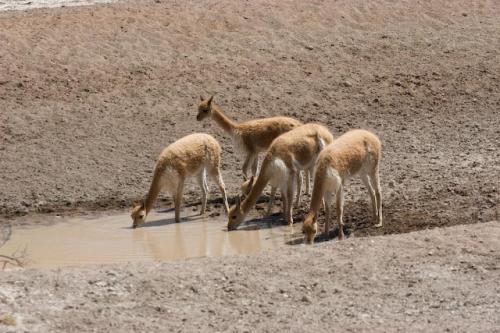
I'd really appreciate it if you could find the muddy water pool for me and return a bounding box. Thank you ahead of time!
[1,209,304,268]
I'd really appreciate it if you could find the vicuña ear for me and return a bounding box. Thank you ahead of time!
[200,95,205,101]
[207,95,214,106]
[140,200,146,209]
[236,195,243,213]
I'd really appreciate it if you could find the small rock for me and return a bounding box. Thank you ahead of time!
[15,206,28,214]
[301,295,311,303]
[0,314,16,326]
[106,271,117,277]
[305,45,314,50]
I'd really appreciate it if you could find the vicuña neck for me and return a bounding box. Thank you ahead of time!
[309,166,326,214]
[144,164,165,214]
[211,106,237,133]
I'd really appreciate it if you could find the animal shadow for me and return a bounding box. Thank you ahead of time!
[237,212,287,231]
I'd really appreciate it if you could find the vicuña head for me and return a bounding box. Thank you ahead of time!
[131,201,146,228]
[197,95,214,121]
[228,196,246,231]
[302,212,318,244]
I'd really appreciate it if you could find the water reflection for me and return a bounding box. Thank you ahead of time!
[1,210,305,268]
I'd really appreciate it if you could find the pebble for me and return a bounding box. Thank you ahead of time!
[301,295,311,303]
[342,80,352,87]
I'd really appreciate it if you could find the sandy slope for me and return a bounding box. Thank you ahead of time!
[1,221,499,332]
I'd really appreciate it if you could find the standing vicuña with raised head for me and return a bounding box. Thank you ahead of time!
[228,124,334,230]
[302,129,382,244]
[196,95,302,179]
[131,133,229,228]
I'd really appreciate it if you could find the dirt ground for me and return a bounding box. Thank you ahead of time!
[0,0,498,235]
[0,221,498,332]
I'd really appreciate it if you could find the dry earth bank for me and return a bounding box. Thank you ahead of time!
[1,221,499,332]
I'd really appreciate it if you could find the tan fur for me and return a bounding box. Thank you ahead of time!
[131,133,229,228]
[228,124,334,230]
[302,129,382,244]
[240,173,306,216]
[197,96,302,178]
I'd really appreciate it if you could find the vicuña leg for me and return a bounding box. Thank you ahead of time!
[324,191,333,240]
[335,184,345,240]
[251,155,259,177]
[267,186,277,215]
[281,184,289,224]
[197,170,208,215]
[294,172,302,208]
[210,168,229,213]
[242,152,258,179]
[285,172,296,225]
[372,166,383,227]
[361,174,377,220]
[174,178,185,223]
[305,167,314,195]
